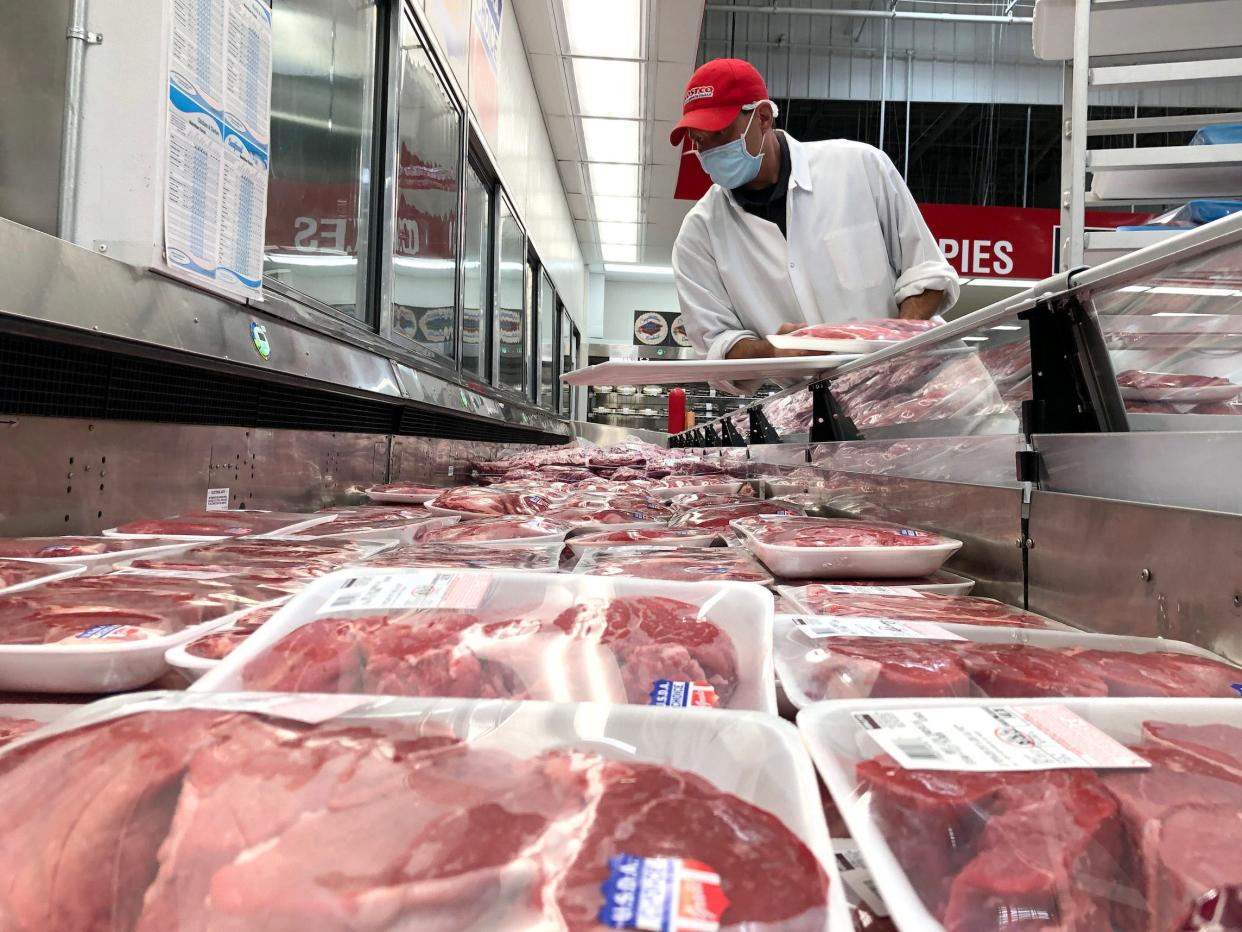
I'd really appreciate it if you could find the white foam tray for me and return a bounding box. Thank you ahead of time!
[1120,384,1242,404]
[561,355,861,387]
[0,539,195,570]
[195,568,778,714]
[365,488,442,504]
[781,570,975,597]
[734,520,964,579]
[775,615,1236,709]
[799,696,1242,932]
[8,690,850,931]
[103,513,336,540]
[0,597,286,693]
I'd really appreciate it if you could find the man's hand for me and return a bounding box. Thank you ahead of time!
[899,290,943,320]
[725,323,822,359]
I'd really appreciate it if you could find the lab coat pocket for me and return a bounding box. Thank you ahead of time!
[824,222,892,291]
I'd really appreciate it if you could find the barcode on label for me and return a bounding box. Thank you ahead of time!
[893,738,942,761]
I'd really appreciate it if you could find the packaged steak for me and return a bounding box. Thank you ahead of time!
[734,516,963,579]
[648,476,743,498]
[800,697,1242,932]
[775,615,1242,706]
[769,319,941,353]
[1117,369,1241,403]
[416,515,571,545]
[0,537,191,566]
[107,511,334,539]
[362,543,562,572]
[196,568,777,713]
[542,504,672,534]
[667,491,757,513]
[575,546,775,586]
[298,508,458,544]
[777,586,1068,630]
[668,500,805,531]
[567,527,721,556]
[0,559,87,596]
[165,602,288,681]
[0,692,846,930]
[800,570,975,596]
[426,487,555,517]
[0,574,277,692]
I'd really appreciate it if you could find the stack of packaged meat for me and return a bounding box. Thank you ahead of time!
[575,546,774,585]
[778,587,1063,630]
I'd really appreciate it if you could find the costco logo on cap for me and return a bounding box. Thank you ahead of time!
[670,58,769,146]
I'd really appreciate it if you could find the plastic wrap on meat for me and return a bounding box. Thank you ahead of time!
[366,483,441,496]
[577,548,773,585]
[0,560,68,592]
[241,596,740,707]
[417,516,570,543]
[786,319,941,342]
[976,340,1032,384]
[668,501,805,530]
[0,575,262,645]
[0,716,43,748]
[650,475,734,490]
[0,537,183,560]
[112,511,318,537]
[763,390,815,434]
[1117,370,1236,391]
[735,516,953,548]
[1125,399,1180,414]
[542,504,672,528]
[183,605,283,660]
[559,493,665,512]
[784,588,1059,629]
[804,638,972,700]
[668,492,756,513]
[848,356,1009,429]
[0,708,829,930]
[363,543,557,572]
[309,507,436,535]
[570,527,720,547]
[427,488,553,516]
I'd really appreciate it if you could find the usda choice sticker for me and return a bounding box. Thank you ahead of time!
[648,679,719,708]
[599,854,729,930]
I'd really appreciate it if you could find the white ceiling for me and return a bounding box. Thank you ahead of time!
[512,0,704,269]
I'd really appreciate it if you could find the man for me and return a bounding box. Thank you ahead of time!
[670,58,959,366]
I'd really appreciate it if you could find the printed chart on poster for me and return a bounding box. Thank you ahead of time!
[163,0,273,302]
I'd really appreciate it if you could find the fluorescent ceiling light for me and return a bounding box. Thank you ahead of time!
[594,195,640,223]
[598,221,639,245]
[572,59,640,119]
[563,0,641,59]
[605,263,672,276]
[588,162,640,197]
[601,243,638,263]
[581,118,641,163]
[990,325,1023,331]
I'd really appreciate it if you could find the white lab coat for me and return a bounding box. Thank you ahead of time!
[672,135,960,367]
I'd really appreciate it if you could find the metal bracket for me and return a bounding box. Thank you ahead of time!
[67,27,104,44]
[748,407,781,445]
[809,381,861,444]
[703,423,722,447]
[721,416,747,447]
[1015,449,1042,485]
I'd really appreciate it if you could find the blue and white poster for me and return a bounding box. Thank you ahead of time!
[164,0,272,301]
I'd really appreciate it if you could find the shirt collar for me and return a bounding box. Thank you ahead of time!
[785,132,813,193]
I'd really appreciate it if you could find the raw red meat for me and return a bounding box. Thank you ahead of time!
[957,644,1110,699]
[651,475,733,490]
[858,757,1120,925]
[0,716,42,747]
[736,515,950,548]
[1117,370,1236,391]
[0,537,183,559]
[1070,649,1242,698]
[112,511,318,537]
[543,504,671,528]
[1126,399,1179,414]
[184,605,283,660]
[364,543,557,571]
[668,491,755,512]
[367,483,441,495]
[310,506,436,535]
[417,515,569,543]
[807,638,971,699]
[785,319,941,342]
[560,492,663,511]
[784,588,1057,629]
[0,559,64,591]
[668,501,804,530]
[243,596,740,706]
[570,527,720,547]
[578,547,773,584]
[427,487,553,516]
[0,710,830,930]
[1141,721,1242,781]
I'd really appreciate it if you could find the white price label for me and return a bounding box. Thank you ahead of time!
[831,839,889,917]
[785,614,964,641]
[205,488,231,511]
[319,571,490,614]
[854,705,1151,772]
[817,585,925,598]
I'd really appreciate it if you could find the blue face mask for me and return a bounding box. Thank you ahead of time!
[697,108,765,189]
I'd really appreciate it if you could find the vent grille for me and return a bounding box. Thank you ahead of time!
[0,331,562,444]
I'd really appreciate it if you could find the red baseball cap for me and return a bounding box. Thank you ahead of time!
[669,59,768,146]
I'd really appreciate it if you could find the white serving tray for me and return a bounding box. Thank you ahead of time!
[561,355,861,387]
[733,519,963,579]
[798,697,1242,932]
[194,568,778,714]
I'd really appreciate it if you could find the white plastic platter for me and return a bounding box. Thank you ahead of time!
[1120,384,1242,404]
[195,568,779,715]
[561,354,861,386]
[799,697,1242,932]
[733,520,963,579]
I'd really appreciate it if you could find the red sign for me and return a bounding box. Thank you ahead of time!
[918,203,1149,280]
